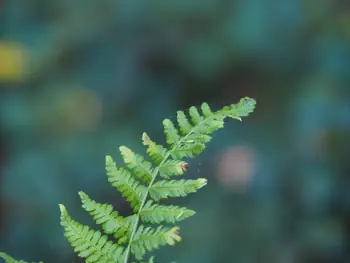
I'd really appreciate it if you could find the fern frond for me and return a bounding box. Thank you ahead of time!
[56,97,256,263]
[2,98,256,263]
[119,146,154,184]
[60,204,125,263]
[106,156,147,212]
[165,98,255,160]
[79,191,133,244]
[149,179,207,201]
[131,226,181,260]
[140,201,195,224]
[0,253,43,263]
[142,133,167,165]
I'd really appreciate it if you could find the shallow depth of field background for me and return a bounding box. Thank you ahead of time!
[1,1,350,263]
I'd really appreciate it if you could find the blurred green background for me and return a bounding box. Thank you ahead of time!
[1,0,350,262]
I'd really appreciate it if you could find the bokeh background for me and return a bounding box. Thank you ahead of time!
[1,1,350,263]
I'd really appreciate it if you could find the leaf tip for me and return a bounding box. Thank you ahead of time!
[58,204,69,220]
[162,119,170,126]
[78,191,87,200]
[197,178,208,188]
[241,97,256,106]
[119,145,127,152]
[142,132,150,144]
[105,155,113,165]
[171,226,182,242]
[58,204,65,212]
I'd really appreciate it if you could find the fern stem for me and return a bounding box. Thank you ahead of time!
[123,116,215,263]
[123,153,170,263]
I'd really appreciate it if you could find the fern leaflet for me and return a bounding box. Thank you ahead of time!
[79,191,133,244]
[119,147,154,184]
[149,179,207,201]
[105,156,147,212]
[131,226,181,260]
[60,204,125,263]
[140,201,195,224]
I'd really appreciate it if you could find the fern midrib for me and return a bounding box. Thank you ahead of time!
[123,115,218,263]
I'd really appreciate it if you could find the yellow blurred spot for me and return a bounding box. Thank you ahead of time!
[0,41,26,82]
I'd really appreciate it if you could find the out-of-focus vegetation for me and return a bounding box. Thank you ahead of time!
[0,1,350,263]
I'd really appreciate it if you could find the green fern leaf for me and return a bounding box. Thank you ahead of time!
[106,155,147,212]
[131,226,181,260]
[79,191,133,244]
[219,97,256,120]
[60,204,125,263]
[195,117,225,134]
[184,132,212,144]
[187,107,226,135]
[159,159,188,178]
[162,119,180,146]
[140,201,195,224]
[171,142,205,159]
[176,111,192,135]
[142,133,167,165]
[200,102,213,117]
[188,106,203,125]
[119,146,154,184]
[149,179,207,201]
[0,253,43,263]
